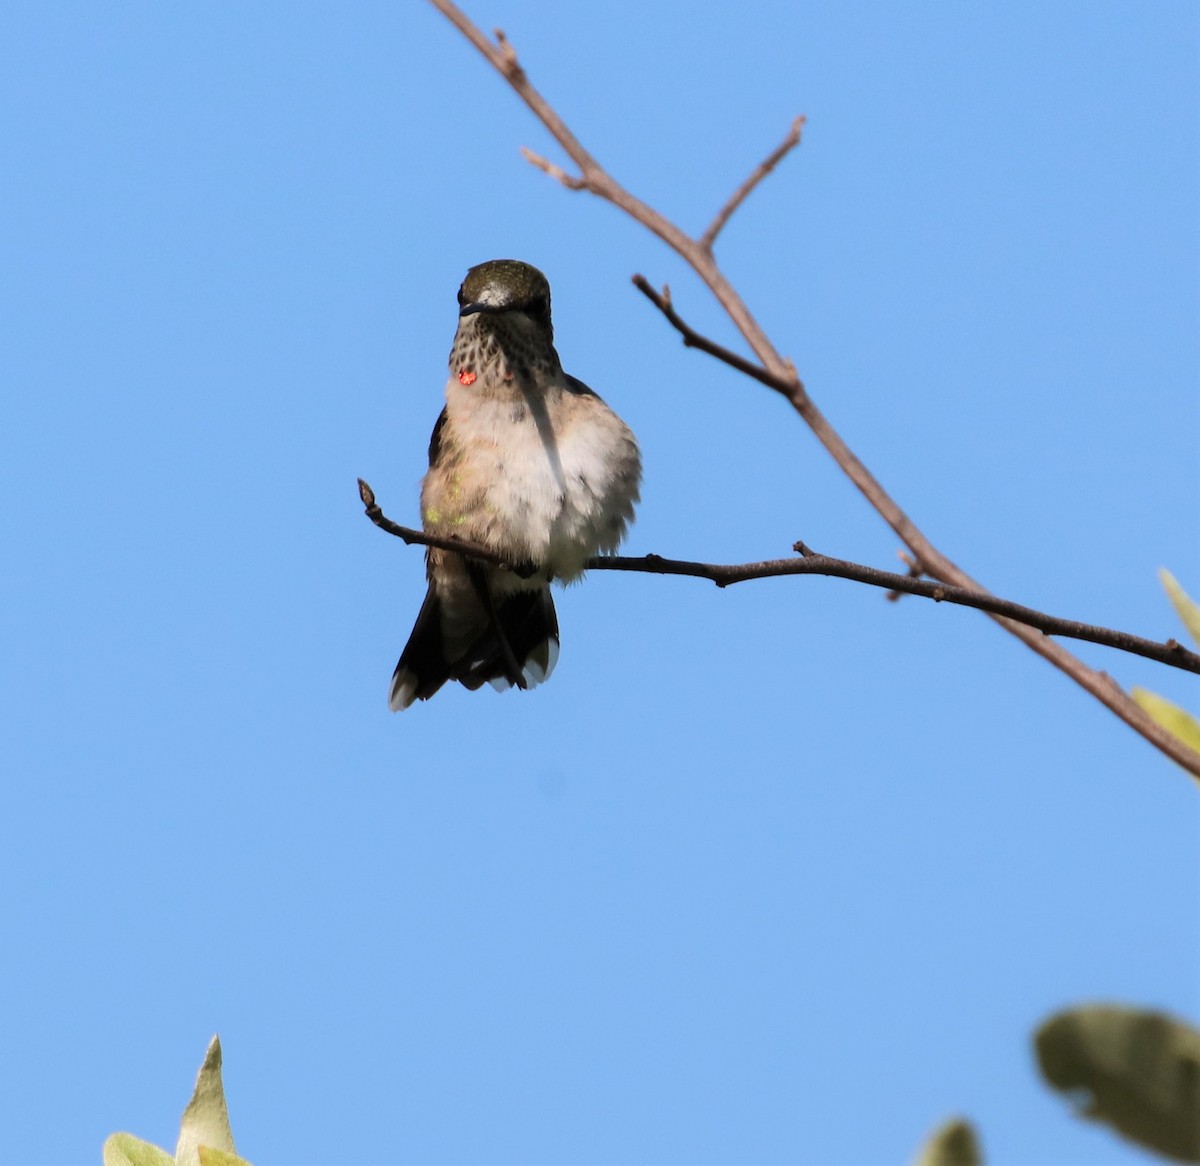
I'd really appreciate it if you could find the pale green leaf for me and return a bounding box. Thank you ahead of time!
[1131,687,1200,759]
[198,1148,253,1166]
[102,1132,175,1166]
[1161,569,1200,648]
[1035,1005,1200,1162]
[912,1116,983,1166]
[175,1036,237,1166]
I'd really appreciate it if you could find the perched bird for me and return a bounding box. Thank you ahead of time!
[388,259,642,710]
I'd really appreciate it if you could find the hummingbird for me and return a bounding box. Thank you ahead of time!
[388,259,642,711]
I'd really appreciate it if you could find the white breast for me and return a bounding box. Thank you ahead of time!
[444,375,640,581]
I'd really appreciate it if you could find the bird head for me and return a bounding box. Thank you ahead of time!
[456,259,553,343]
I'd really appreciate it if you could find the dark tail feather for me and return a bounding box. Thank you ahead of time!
[455,588,560,692]
[389,586,453,711]
[388,585,560,712]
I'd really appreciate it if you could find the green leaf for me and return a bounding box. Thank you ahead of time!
[175,1036,238,1166]
[912,1117,983,1166]
[1161,569,1200,648]
[1035,1005,1200,1162]
[198,1148,254,1166]
[1131,687,1200,759]
[101,1132,175,1166]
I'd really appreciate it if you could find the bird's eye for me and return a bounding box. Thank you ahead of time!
[532,294,549,315]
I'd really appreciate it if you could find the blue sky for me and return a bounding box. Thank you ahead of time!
[2,3,1197,1164]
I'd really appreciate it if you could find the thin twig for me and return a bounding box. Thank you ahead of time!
[632,275,792,396]
[425,0,1200,776]
[359,479,511,571]
[520,146,587,190]
[359,481,1200,676]
[701,116,807,251]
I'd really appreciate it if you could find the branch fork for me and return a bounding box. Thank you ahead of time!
[423,0,1200,774]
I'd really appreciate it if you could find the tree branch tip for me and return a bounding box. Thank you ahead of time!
[630,276,672,310]
[357,478,376,507]
[699,113,811,249]
[793,540,814,557]
[492,27,523,78]
[631,274,656,302]
[520,145,586,189]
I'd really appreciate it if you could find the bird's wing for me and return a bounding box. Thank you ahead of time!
[563,373,599,399]
[427,406,449,465]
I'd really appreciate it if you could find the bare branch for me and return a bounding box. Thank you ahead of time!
[629,280,1200,773]
[359,478,513,572]
[632,275,794,397]
[425,0,1200,776]
[885,550,925,602]
[427,1,702,259]
[359,481,1200,676]
[519,146,587,190]
[701,116,807,251]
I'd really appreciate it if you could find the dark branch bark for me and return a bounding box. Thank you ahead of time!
[359,478,520,571]
[631,277,788,396]
[359,480,1200,676]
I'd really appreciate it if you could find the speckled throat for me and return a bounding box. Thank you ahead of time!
[449,311,562,391]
